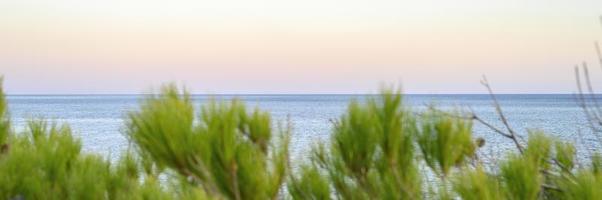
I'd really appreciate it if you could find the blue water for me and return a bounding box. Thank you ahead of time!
[6,94,600,164]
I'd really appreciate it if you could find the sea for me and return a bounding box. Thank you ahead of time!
[6,94,601,165]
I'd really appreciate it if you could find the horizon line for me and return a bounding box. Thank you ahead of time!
[3,93,586,96]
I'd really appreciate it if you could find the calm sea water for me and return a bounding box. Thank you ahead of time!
[6,94,600,163]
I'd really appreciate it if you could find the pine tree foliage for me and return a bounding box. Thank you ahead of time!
[288,90,422,199]
[0,119,177,199]
[452,167,503,200]
[126,84,290,200]
[418,111,476,178]
[0,82,601,199]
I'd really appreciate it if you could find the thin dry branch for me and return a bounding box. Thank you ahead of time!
[480,76,525,153]
[574,66,602,144]
[423,106,513,139]
[594,41,602,69]
[582,64,602,120]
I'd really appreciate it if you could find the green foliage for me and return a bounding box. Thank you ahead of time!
[555,141,576,173]
[289,89,422,199]
[127,84,290,200]
[557,170,602,199]
[452,167,503,200]
[555,153,602,199]
[500,154,542,200]
[523,131,553,170]
[126,84,198,176]
[288,164,331,200]
[287,89,602,200]
[417,111,475,177]
[0,120,175,200]
[3,81,602,199]
[498,132,553,200]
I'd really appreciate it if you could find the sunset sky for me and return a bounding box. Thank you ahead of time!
[1,0,602,94]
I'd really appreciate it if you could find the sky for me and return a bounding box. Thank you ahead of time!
[1,0,602,94]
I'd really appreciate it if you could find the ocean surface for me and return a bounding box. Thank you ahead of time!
[6,94,601,164]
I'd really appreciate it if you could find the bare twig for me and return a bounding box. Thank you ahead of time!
[594,41,602,71]
[423,105,514,139]
[574,66,602,144]
[481,76,525,153]
[231,161,242,200]
[582,64,602,120]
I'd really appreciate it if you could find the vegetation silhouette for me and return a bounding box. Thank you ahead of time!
[1,16,602,200]
[0,81,601,199]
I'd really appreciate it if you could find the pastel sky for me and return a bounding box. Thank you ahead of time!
[1,0,602,94]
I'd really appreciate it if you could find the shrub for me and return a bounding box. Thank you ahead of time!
[557,170,602,199]
[0,119,174,200]
[417,111,476,178]
[2,81,602,199]
[289,90,422,199]
[126,84,290,200]
[452,167,503,200]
